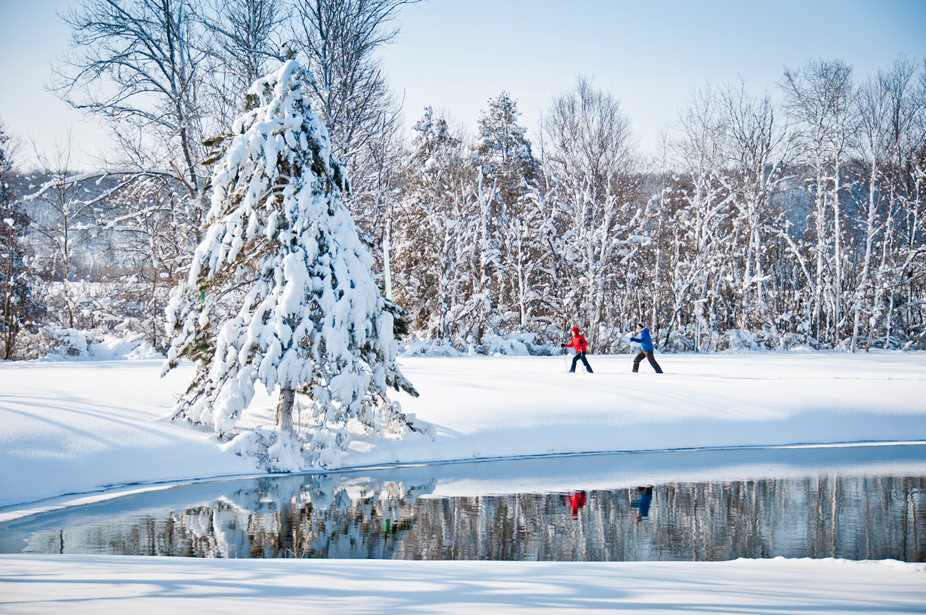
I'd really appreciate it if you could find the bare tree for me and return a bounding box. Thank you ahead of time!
[200,0,289,128]
[52,0,208,209]
[289,0,412,166]
[780,59,857,345]
[540,76,645,350]
[47,0,239,348]
[721,81,793,334]
[24,140,103,330]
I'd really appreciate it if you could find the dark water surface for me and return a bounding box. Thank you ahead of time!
[2,445,924,561]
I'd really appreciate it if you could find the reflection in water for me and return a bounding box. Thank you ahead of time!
[3,471,924,562]
[634,486,653,521]
[563,491,587,519]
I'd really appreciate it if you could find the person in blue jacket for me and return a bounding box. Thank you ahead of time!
[630,323,663,373]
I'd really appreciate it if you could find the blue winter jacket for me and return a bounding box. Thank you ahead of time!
[631,328,655,352]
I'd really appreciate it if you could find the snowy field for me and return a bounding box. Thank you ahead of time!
[2,350,926,612]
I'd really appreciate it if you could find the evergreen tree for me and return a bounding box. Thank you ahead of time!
[473,93,540,335]
[163,61,424,469]
[392,107,473,341]
[475,92,537,209]
[0,120,43,360]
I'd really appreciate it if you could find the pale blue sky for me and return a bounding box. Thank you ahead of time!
[2,0,925,169]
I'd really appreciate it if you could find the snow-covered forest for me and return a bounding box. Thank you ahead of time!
[2,0,925,360]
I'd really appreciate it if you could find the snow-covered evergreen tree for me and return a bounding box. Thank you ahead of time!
[162,60,425,470]
[473,93,540,335]
[392,107,474,343]
[0,120,44,360]
[475,92,537,211]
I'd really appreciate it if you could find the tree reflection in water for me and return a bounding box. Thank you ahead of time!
[7,472,925,562]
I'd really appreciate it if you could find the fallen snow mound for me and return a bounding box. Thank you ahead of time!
[39,329,164,361]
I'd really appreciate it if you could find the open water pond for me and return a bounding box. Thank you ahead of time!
[2,444,924,562]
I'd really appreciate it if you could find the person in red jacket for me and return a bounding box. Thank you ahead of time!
[562,326,594,373]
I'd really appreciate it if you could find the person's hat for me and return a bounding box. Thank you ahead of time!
[571,326,580,333]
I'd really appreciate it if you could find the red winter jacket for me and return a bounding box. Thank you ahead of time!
[565,334,589,354]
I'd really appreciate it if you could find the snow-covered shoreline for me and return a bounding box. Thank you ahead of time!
[2,351,926,510]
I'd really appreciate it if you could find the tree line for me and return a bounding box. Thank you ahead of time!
[1,0,924,359]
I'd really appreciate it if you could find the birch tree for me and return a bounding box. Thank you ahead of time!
[781,59,857,345]
[540,77,644,350]
[671,86,735,349]
[721,82,792,336]
[856,58,926,350]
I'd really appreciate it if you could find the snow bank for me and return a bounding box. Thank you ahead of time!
[399,332,560,357]
[0,359,254,509]
[1,352,925,612]
[38,329,163,361]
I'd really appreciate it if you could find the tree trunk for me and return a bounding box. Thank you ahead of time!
[277,385,295,434]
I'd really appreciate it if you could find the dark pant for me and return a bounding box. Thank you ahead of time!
[633,350,663,373]
[571,351,593,373]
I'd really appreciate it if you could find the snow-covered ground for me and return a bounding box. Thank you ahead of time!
[2,350,925,612]
[2,555,923,614]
